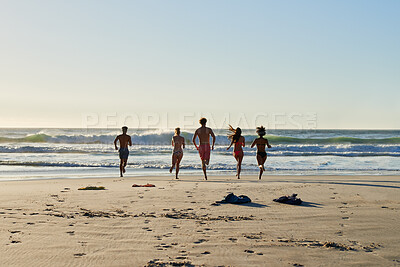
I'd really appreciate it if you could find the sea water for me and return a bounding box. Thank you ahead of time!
[0,128,399,181]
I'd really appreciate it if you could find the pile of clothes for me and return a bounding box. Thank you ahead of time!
[273,193,302,205]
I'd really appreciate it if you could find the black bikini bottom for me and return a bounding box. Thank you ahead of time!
[257,151,267,158]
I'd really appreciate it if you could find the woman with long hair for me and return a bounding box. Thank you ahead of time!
[227,125,245,179]
[169,127,185,179]
[251,126,272,179]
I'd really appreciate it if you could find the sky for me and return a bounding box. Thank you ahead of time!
[0,0,399,129]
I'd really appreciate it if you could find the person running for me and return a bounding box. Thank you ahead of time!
[114,126,132,177]
[192,118,215,180]
[250,126,272,179]
[169,127,185,179]
[227,125,245,179]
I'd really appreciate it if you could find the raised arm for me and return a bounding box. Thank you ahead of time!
[210,129,216,150]
[192,130,198,150]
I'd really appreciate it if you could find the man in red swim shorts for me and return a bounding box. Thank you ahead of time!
[192,118,216,180]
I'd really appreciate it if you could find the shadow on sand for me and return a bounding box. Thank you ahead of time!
[300,201,324,208]
[214,202,268,208]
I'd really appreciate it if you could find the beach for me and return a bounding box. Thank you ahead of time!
[1,175,399,266]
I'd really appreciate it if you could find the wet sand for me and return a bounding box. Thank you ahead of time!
[0,175,399,266]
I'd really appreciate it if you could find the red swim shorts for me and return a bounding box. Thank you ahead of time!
[198,143,211,161]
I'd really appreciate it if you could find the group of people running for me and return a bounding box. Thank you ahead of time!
[114,117,272,180]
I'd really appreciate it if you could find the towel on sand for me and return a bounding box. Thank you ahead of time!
[132,184,155,187]
[273,193,302,205]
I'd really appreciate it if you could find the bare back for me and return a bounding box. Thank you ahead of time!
[172,135,185,151]
[195,127,213,144]
[116,134,132,148]
[251,137,270,152]
[233,136,245,152]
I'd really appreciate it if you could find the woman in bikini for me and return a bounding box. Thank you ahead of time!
[251,126,272,180]
[170,127,185,179]
[227,125,245,179]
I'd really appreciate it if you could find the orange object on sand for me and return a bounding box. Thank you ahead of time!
[132,183,155,187]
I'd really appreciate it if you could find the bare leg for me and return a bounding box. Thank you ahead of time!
[176,154,182,179]
[237,154,243,179]
[119,159,124,177]
[123,159,127,172]
[170,154,176,173]
[202,161,207,180]
[256,155,267,179]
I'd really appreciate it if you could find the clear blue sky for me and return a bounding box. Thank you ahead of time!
[0,0,399,129]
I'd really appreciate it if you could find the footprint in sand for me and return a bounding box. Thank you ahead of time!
[78,241,87,246]
[342,217,349,220]
[244,250,254,254]
[201,251,211,255]
[67,231,75,235]
[228,238,237,242]
[194,239,207,244]
[74,253,86,257]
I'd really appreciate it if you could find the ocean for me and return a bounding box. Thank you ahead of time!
[0,128,399,181]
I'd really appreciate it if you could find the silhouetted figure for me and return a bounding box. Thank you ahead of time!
[114,126,132,177]
[227,125,245,179]
[251,126,271,179]
[192,118,215,180]
[169,127,185,179]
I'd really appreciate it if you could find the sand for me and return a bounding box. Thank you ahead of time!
[0,175,399,267]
